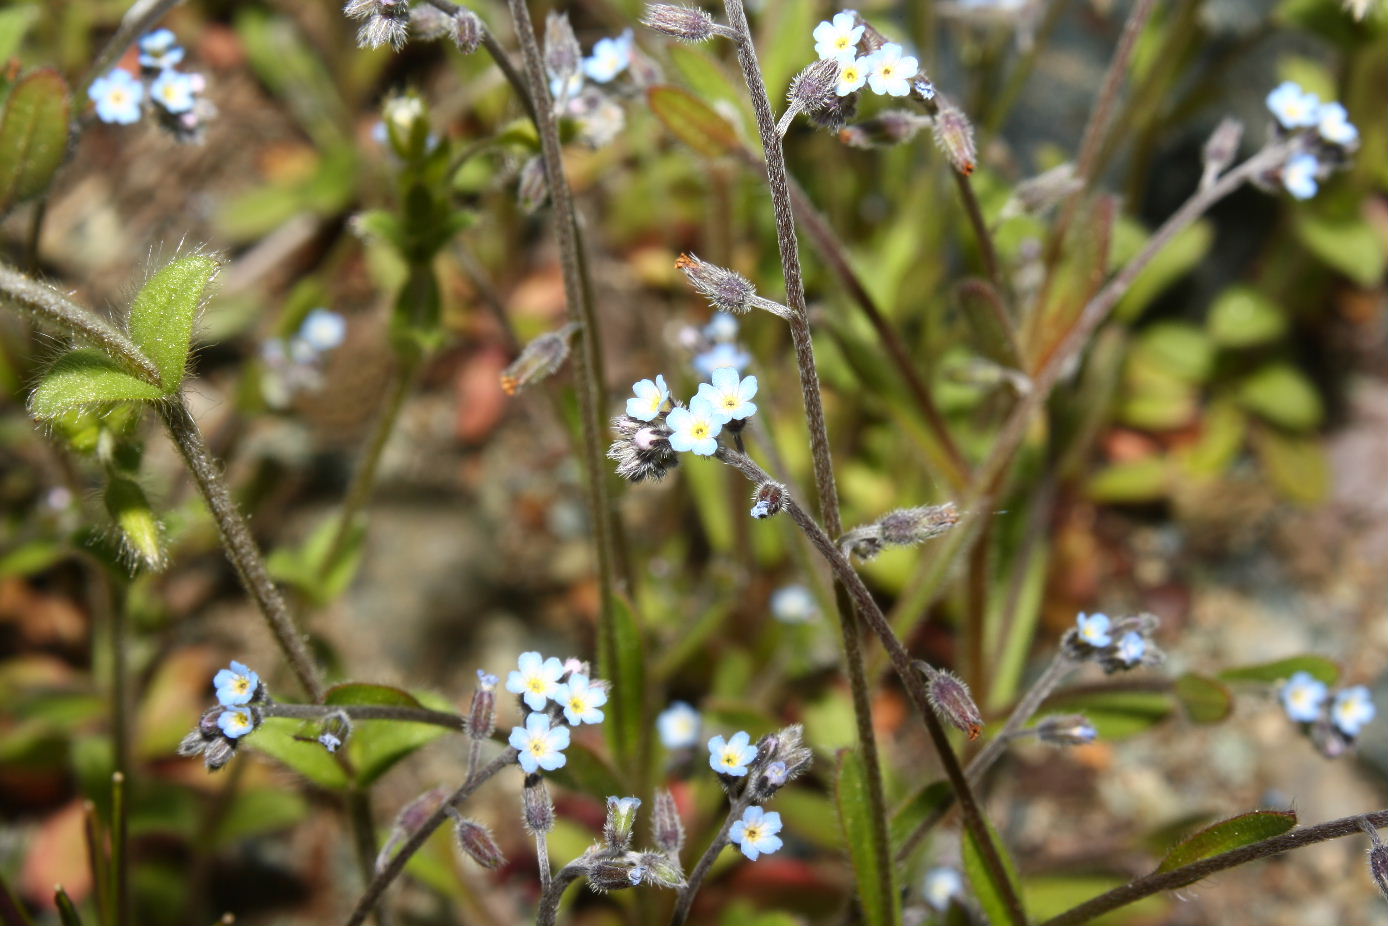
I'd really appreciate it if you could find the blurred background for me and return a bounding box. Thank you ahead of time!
[0,0,1384,923]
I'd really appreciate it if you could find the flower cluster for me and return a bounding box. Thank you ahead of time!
[702,725,813,861]
[1060,612,1165,674]
[608,365,758,481]
[505,652,609,773]
[812,12,922,98]
[1281,672,1375,758]
[1263,81,1358,200]
[544,14,639,148]
[260,308,348,408]
[89,30,213,142]
[178,661,266,771]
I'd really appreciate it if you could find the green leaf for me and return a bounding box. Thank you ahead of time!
[1295,208,1388,288]
[0,6,40,63]
[325,683,424,708]
[28,350,165,419]
[957,278,1023,370]
[104,475,166,571]
[1086,457,1170,504]
[601,594,646,778]
[127,254,220,391]
[1023,876,1169,923]
[1219,655,1339,686]
[834,749,900,926]
[350,689,454,786]
[1044,690,1173,739]
[0,68,70,215]
[962,817,1025,926]
[267,514,367,607]
[1177,399,1246,477]
[1156,810,1297,872]
[1207,287,1286,348]
[249,717,350,789]
[1250,427,1328,505]
[1173,673,1232,725]
[647,85,742,159]
[1135,322,1215,384]
[1114,219,1213,322]
[889,780,951,853]
[1236,363,1323,431]
[214,787,309,847]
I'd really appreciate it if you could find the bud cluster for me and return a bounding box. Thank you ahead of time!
[748,724,814,801]
[839,503,960,561]
[608,414,679,483]
[675,253,759,316]
[409,4,483,53]
[1060,612,1165,674]
[178,660,271,772]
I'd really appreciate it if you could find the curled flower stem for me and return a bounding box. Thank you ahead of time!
[713,447,1027,926]
[536,860,587,926]
[670,790,753,926]
[261,701,465,730]
[345,750,517,926]
[1043,810,1388,926]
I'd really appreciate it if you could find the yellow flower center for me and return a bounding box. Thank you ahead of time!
[880,64,896,78]
[530,740,547,755]
[743,823,763,842]
[528,678,546,693]
[233,678,250,694]
[843,65,861,81]
[570,695,587,712]
[835,37,851,49]
[722,749,741,767]
[692,423,710,440]
[232,711,250,728]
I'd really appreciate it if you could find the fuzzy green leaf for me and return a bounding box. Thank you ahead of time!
[962,817,1025,926]
[104,475,165,572]
[889,780,951,853]
[1237,363,1323,431]
[1156,811,1297,872]
[957,278,1023,370]
[600,594,647,778]
[647,85,742,159]
[29,350,165,419]
[1218,656,1339,686]
[127,255,220,392]
[0,68,70,215]
[324,683,424,708]
[1174,673,1233,724]
[835,749,900,926]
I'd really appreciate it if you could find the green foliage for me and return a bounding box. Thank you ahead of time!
[1219,655,1340,685]
[1173,673,1233,724]
[1156,811,1297,872]
[127,254,220,392]
[601,594,648,779]
[267,515,367,607]
[1206,287,1287,348]
[962,817,1025,926]
[889,780,951,853]
[1236,363,1323,431]
[835,749,901,926]
[0,5,40,62]
[646,85,742,158]
[0,68,69,215]
[28,350,165,419]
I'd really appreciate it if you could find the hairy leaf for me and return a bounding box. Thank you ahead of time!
[963,817,1025,926]
[835,749,900,926]
[1157,811,1297,872]
[647,85,742,159]
[0,68,70,214]
[29,350,165,419]
[127,255,220,392]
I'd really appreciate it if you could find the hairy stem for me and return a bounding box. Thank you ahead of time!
[534,831,552,917]
[536,861,585,926]
[670,790,751,926]
[345,750,517,926]
[158,399,325,701]
[953,171,1005,297]
[1044,811,1388,926]
[262,701,465,729]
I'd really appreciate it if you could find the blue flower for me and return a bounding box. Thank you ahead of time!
[1281,671,1328,723]
[319,732,342,753]
[707,730,757,776]
[729,805,783,860]
[703,311,739,343]
[138,29,185,70]
[509,711,571,773]
[694,342,751,378]
[150,69,197,114]
[217,708,255,739]
[554,673,608,726]
[213,661,259,706]
[477,669,499,690]
[922,867,964,912]
[505,651,566,711]
[1075,612,1112,647]
[657,701,701,749]
[812,12,864,62]
[1317,102,1358,146]
[89,70,144,125]
[666,396,723,456]
[298,308,347,353]
[1331,685,1375,738]
[864,43,919,97]
[696,367,758,424]
[1282,153,1320,200]
[626,375,670,421]
[583,30,633,83]
[1115,631,1146,666]
[1266,81,1320,129]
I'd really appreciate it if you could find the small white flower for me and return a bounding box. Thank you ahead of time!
[666,396,723,456]
[835,56,869,96]
[657,701,701,749]
[729,805,783,860]
[505,651,566,711]
[1281,671,1328,723]
[583,30,633,83]
[771,584,819,624]
[626,375,670,421]
[150,70,197,114]
[1282,153,1320,200]
[298,308,347,353]
[707,730,757,776]
[509,711,571,773]
[695,367,758,424]
[812,11,864,61]
[922,867,964,911]
[1075,612,1112,647]
[865,43,919,97]
[1265,81,1320,129]
[1331,685,1375,738]
[554,673,608,725]
[1115,631,1145,666]
[1316,102,1358,146]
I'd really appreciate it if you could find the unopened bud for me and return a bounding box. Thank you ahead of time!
[345,0,412,50]
[517,155,549,214]
[750,481,785,519]
[921,663,983,740]
[1201,118,1243,190]
[652,789,685,855]
[838,110,931,149]
[500,321,578,394]
[522,775,555,834]
[318,709,352,754]
[1001,163,1083,219]
[642,4,716,42]
[604,796,642,850]
[587,856,641,892]
[383,93,430,159]
[377,787,450,872]
[634,851,686,889]
[1360,818,1388,902]
[544,12,582,97]
[878,503,960,546]
[810,93,858,133]
[204,737,236,771]
[1035,714,1098,747]
[105,475,165,571]
[609,416,679,483]
[787,58,841,114]
[452,815,506,869]
[467,669,498,739]
[932,99,977,175]
[675,253,757,315]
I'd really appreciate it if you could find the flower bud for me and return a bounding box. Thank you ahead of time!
[105,475,166,571]
[344,0,411,50]
[675,253,757,315]
[522,774,555,834]
[652,789,685,855]
[604,796,642,850]
[467,670,498,740]
[1361,818,1388,902]
[931,99,977,175]
[452,815,506,869]
[877,504,960,546]
[500,322,579,394]
[921,663,983,740]
[203,736,236,771]
[517,155,550,214]
[838,110,931,149]
[634,851,686,889]
[544,12,582,101]
[318,709,352,754]
[1035,714,1098,747]
[1001,163,1083,220]
[642,4,716,42]
[787,59,841,114]
[609,415,679,483]
[377,788,451,872]
[749,481,785,519]
[1201,117,1243,187]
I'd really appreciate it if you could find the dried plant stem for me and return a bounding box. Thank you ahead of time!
[714,448,1026,926]
[670,790,753,925]
[345,750,517,926]
[720,4,896,919]
[1044,810,1388,926]
[158,398,325,701]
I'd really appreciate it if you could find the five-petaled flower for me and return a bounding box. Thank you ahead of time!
[1316,102,1358,146]
[696,367,759,424]
[865,43,919,97]
[214,661,259,706]
[217,708,255,739]
[1265,81,1320,129]
[1281,671,1328,723]
[667,396,724,456]
[299,308,348,353]
[1115,631,1146,666]
[506,651,566,711]
[1281,153,1320,200]
[150,69,196,114]
[835,57,868,96]
[658,701,701,749]
[89,70,144,125]
[584,30,634,83]
[707,730,757,776]
[813,12,864,61]
[626,375,670,421]
[1331,685,1375,738]
[1075,612,1112,647]
[138,29,185,70]
[555,673,608,726]
[510,711,572,773]
[730,805,783,860]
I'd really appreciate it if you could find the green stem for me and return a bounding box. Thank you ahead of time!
[111,772,129,926]
[348,789,383,926]
[670,790,751,926]
[262,701,464,728]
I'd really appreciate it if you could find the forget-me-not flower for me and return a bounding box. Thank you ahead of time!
[1281,671,1328,723]
[626,375,670,421]
[1115,631,1146,666]
[138,29,185,70]
[214,661,259,706]
[813,12,864,61]
[922,867,964,911]
[150,69,197,114]
[1331,685,1375,738]
[836,57,869,96]
[708,730,757,776]
[729,805,783,860]
[1266,81,1320,129]
[89,70,144,125]
[657,701,701,749]
[865,43,918,97]
[298,308,347,353]
[694,342,752,378]
[218,708,255,739]
[1076,612,1112,647]
[583,30,633,83]
[703,311,739,344]
[771,584,819,624]
[555,673,608,726]
[1282,153,1320,200]
[506,651,566,711]
[696,367,758,424]
[509,711,571,773]
[666,396,723,456]
[1316,102,1358,146]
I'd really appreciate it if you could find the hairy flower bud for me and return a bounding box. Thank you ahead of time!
[608,415,679,483]
[452,814,506,869]
[811,93,858,133]
[1035,714,1098,747]
[642,4,717,42]
[634,851,686,889]
[652,789,685,855]
[1001,163,1083,219]
[1361,819,1388,903]
[921,663,983,740]
[1201,118,1243,189]
[675,253,757,314]
[344,0,411,50]
[203,736,236,771]
[840,503,959,560]
[522,774,555,834]
[838,110,931,149]
[467,670,498,740]
[788,58,841,114]
[604,796,642,850]
[318,709,352,754]
[377,787,450,872]
[750,481,785,519]
[500,321,578,394]
[932,99,977,175]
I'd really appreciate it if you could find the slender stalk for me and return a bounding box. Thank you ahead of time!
[1044,810,1388,926]
[345,750,516,926]
[81,801,110,926]
[82,0,186,92]
[670,791,752,926]
[720,5,896,918]
[953,171,1005,297]
[348,789,384,926]
[714,448,1026,926]
[536,861,586,926]
[0,261,160,384]
[111,772,129,926]
[0,868,32,926]
[52,888,80,926]
[968,653,1075,785]
[534,831,552,912]
[157,398,325,701]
